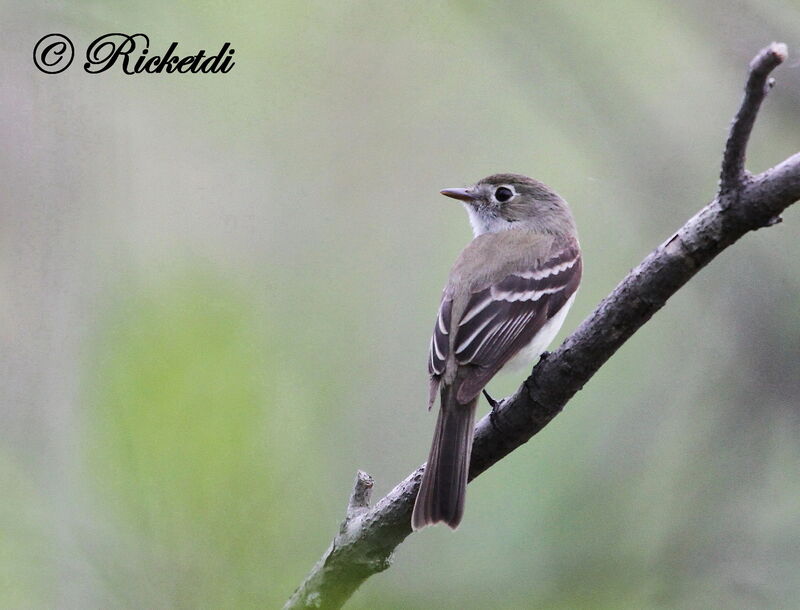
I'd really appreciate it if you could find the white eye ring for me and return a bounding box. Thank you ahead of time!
[493,185,516,203]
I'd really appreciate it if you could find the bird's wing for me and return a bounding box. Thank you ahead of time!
[452,239,581,403]
[428,295,452,378]
[428,231,554,380]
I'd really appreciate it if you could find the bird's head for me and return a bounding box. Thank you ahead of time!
[440,173,575,237]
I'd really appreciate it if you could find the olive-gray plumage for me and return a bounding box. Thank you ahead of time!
[412,174,582,530]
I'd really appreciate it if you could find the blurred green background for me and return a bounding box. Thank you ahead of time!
[2,1,799,608]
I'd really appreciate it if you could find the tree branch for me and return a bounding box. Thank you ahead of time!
[284,43,799,610]
[719,42,788,196]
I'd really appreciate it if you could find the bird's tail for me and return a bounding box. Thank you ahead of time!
[411,387,477,530]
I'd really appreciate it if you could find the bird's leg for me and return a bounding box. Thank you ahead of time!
[482,389,500,410]
[483,389,506,434]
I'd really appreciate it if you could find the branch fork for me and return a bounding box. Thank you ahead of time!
[341,470,374,534]
[719,42,788,199]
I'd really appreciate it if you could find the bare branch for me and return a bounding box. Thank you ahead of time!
[284,470,387,610]
[343,470,373,525]
[284,44,799,610]
[719,42,787,196]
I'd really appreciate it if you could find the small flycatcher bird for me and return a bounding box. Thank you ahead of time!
[411,173,582,530]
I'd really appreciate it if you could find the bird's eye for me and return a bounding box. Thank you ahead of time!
[494,186,513,202]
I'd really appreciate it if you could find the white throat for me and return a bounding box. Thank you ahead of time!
[463,204,516,237]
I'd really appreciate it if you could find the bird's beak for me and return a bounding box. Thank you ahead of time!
[440,187,477,202]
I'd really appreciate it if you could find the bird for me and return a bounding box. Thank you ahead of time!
[411,173,582,530]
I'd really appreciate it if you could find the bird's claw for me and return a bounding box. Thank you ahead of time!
[484,390,506,434]
[482,389,500,410]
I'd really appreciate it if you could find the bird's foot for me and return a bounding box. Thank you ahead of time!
[482,389,500,410]
[484,390,506,434]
